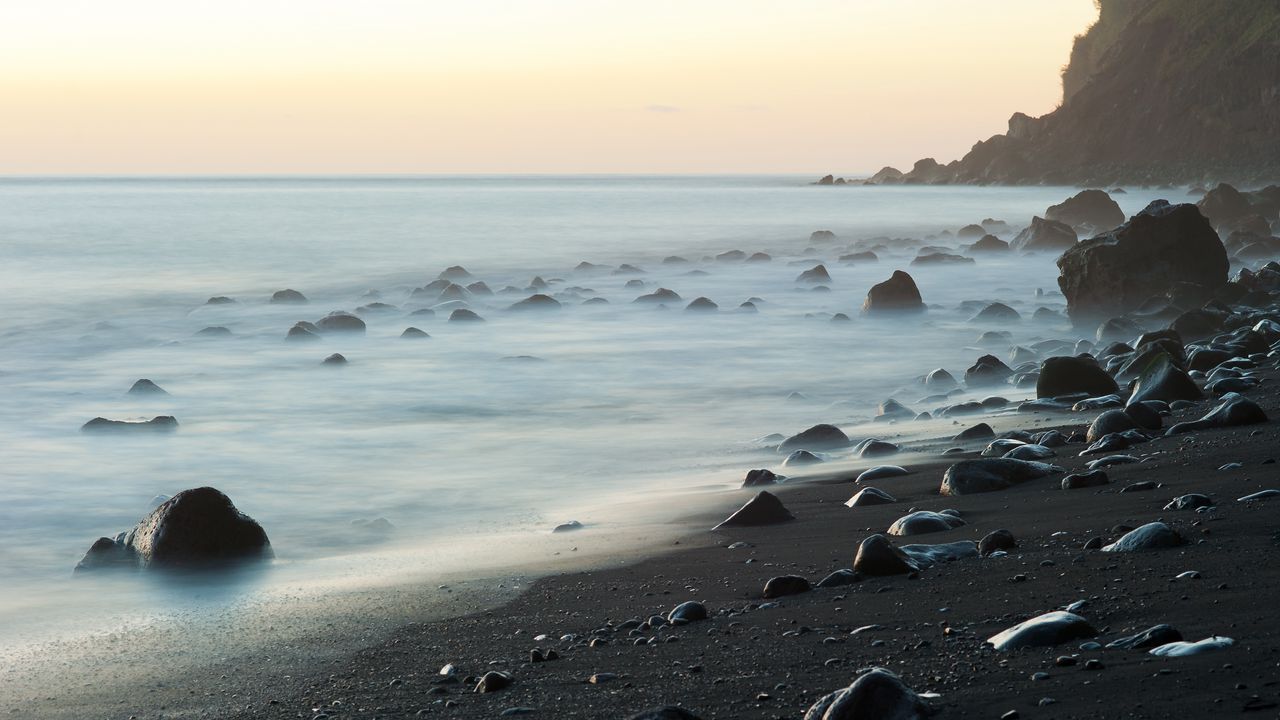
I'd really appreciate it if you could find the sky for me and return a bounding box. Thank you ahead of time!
[0,0,1099,174]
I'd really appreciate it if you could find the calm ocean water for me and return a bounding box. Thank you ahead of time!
[0,176,1185,645]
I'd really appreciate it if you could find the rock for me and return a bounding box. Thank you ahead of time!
[862,271,924,313]
[779,424,850,452]
[322,353,347,365]
[449,309,485,322]
[887,510,964,536]
[1004,444,1056,461]
[1061,470,1110,489]
[954,423,995,441]
[552,520,583,533]
[940,458,1063,496]
[1196,183,1251,229]
[852,534,919,576]
[81,416,178,433]
[74,536,140,573]
[1238,489,1280,502]
[439,265,472,281]
[987,611,1097,650]
[978,529,1017,556]
[855,439,899,458]
[1124,401,1163,430]
[969,234,1010,253]
[1107,624,1182,650]
[1056,201,1228,325]
[685,297,718,312]
[901,541,979,567]
[127,379,168,396]
[627,708,703,720]
[856,465,909,483]
[510,294,561,311]
[270,289,307,304]
[802,667,931,720]
[797,265,832,283]
[1166,393,1267,435]
[667,600,708,623]
[1103,522,1183,552]
[195,326,231,337]
[964,354,1012,387]
[1148,637,1235,657]
[475,671,513,693]
[401,327,429,338]
[742,469,780,488]
[762,575,811,599]
[1164,493,1213,510]
[1012,216,1077,253]
[971,302,1021,323]
[316,311,365,333]
[712,491,794,529]
[815,569,862,588]
[1045,189,1125,231]
[911,251,973,266]
[874,399,915,422]
[635,288,681,304]
[1087,409,1138,442]
[1036,356,1118,398]
[784,450,824,467]
[845,487,896,508]
[205,296,235,305]
[1128,353,1201,405]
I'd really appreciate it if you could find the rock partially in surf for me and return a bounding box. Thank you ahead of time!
[1056,201,1228,325]
[439,265,473,281]
[509,294,561,311]
[685,297,718,312]
[1061,470,1110,489]
[634,288,681,304]
[81,416,178,434]
[1036,356,1118,399]
[1045,189,1125,232]
[796,265,832,284]
[784,450,823,467]
[401,327,430,338]
[316,311,366,333]
[954,423,995,441]
[802,667,931,720]
[667,600,708,624]
[1004,443,1056,461]
[322,353,347,365]
[127,379,168,396]
[852,534,919,576]
[205,296,236,305]
[810,230,838,243]
[924,368,958,390]
[75,536,139,573]
[712,491,794,530]
[845,487,896,508]
[987,611,1097,650]
[762,575,811,599]
[855,439,900,458]
[887,510,964,536]
[195,326,232,337]
[874,399,915,422]
[270,289,307,304]
[1011,216,1077,253]
[862,271,924,313]
[940,458,1063,496]
[449,309,485,322]
[970,302,1020,323]
[979,529,1017,556]
[1102,522,1183,552]
[1107,624,1183,650]
[856,465,909,483]
[964,354,1013,387]
[742,469,780,488]
[1166,393,1267,435]
[552,520,584,533]
[779,424,850,452]
[969,234,1010,253]
[1196,183,1251,229]
[286,324,320,342]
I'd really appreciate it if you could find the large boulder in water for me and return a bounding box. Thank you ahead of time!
[802,668,931,720]
[82,416,178,433]
[316,311,366,333]
[75,487,272,572]
[779,424,850,452]
[1196,183,1252,229]
[862,271,924,313]
[1011,216,1077,253]
[1036,356,1118,398]
[940,458,1063,496]
[1056,201,1228,325]
[509,294,561,311]
[1045,189,1125,232]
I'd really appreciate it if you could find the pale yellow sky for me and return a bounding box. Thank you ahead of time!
[0,1,1099,174]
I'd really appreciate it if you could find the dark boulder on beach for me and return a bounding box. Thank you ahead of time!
[81,416,178,433]
[1166,392,1267,435]
[742,469,780,488]
[627,708,703,720]
[1108,624,1183,650]
[634,288,681,304]
[509,294,561,311]
[712,491,794,529]
[127,379,168,396]
[779,424,850,452]
[987,611,1096,650]
[76,487,272,573]
[270,289,307,304]
[1056,201,1228,325]
[1128,352,1201,405]
[1102,521,1183,552]
[979,529,1017,556]
[887,510,964,536]
[1011,216,1077,253]
[1087,409,1137,442]
[862,271,924,313]
[1196,183,1252,229]
[940,458,1063,495]
[667,600,708,623]
[954,423,995,441]
[1045,189,1125,232]
[1062,469,1110,489]
[1036,355,1118,398]
[762,575,811,599]
[845,487,896,507]
[853,534,919,576]
[474,671,513,693]
[316,311,366,333]
[803,667,931,720]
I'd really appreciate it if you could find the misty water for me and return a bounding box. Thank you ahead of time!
[0,176,1186,658]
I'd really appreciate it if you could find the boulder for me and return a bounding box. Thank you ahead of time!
[970,302,1021,323]
[1036,356,1118,398]
[963,354,1012,387]
[1128,352,1201,405]
[627,708,703,720]
[509,294,561,311]
[634,288,681,304]
[81,416,178,433]
[315,311,366,333]
[1056,201,1228,325]
[401,327,430,338]
[783,450,823,467]
[667,600,708,623]
[940,458,1063,495]
[685,297,718,312]
[953,423,995,441]
[1086,409,1138,442]
[796,265,832,284]
[887,510,964,536]
[1196,183,1252,229]
[852,534,919,576]
[1011,216,1077,253]
[862,271,924,313]
[802,668,931,720]
[855,465,910,483]
[1107,624,1183,650]
[968,234,1010,253]
[978,529,1017,556]
[270,289,307,304]
[322,353,347,365]
[1166,392,1267,435]
[844,487,896,508]
[762,575,811,599]
[779,424,850,452]
[815,569,862,588]
[742,469,780,488]
[1102,522,1183,552]
[127,379,168,396]
[1045,189,1125,231]
[1061,470,1110,489]
[987,611,1097,650]
[712,491,794,530]
[449,309,485,322]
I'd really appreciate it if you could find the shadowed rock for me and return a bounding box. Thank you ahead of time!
[1108,624,1183,650]
[401,327,430,338]
[1037,356,1118,398]
[853,534,918,576]
[316,311,366,333]
[1062,470,1110,489]
[987,611,1097,650]
[856,465,909,483]
[509,294,561,311]
[845,487,896,507]
[1166,392,1267,435]
[449,309,485,322]
[685,297,718,312]
[762,575,811,599]
[634,288,681,304]
[802,668,931,720]
[887,510,964,536]
[979,529,1017,556]
[797,265,832,283]
[82,416,178,433]
[712,491,794,530]
[940,458,1063,495]
[667,600,707,623]
[862,271,924,313]
[322,353,347,365]
[779,424,850,452]
[1012,216,1077,253]
[270,289,307,304]
[627,708,703,720]
[127,379,168,396]
[1045,189,1125,231]
[1128,352,1201,405]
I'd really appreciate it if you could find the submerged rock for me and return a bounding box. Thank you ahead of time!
[802,668,931,720]
[81,416,178,433]
[796,265,832,283]
[449,309,485,322]
[987,611,1097,650]
[316,311,366,333]
[270,289,307,304]
[510,294,561,311]
[712,491,794,530]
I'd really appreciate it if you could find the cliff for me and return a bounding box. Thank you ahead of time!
[863,0,1280,187]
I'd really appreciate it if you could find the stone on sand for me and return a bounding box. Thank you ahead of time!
[712,491,794,530]
[940,458,1063,496]
[762,575,811,599]
[1102,522,1183,552]
[887,510,965,536]
[1036,356,1118,399]
[852,534,919,576]
[779,424,850,452]
[987,611,1097,650]
[802,667,931,720]
[845,487,896,508]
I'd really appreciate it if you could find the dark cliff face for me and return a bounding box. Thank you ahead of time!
[884,0,1280,186]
